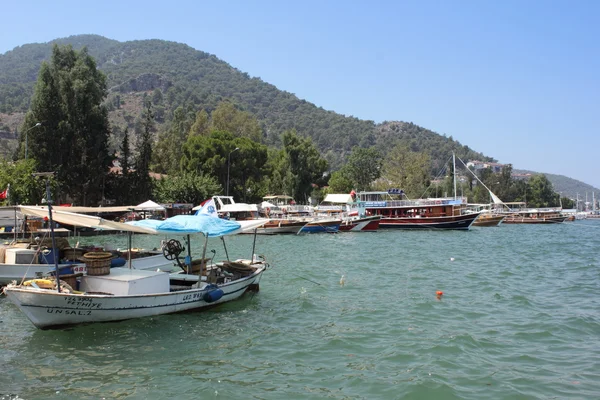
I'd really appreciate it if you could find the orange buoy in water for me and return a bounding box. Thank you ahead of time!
[436,291,443,296]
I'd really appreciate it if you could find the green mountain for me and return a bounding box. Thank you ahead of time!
[0,34,596,197]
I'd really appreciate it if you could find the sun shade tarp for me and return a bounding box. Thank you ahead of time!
[128,214,240,237]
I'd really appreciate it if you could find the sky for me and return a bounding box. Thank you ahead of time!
[2,0,599,188]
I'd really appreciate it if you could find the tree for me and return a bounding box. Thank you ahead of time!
[180,130,269,201]
[120,127,131,175]
[345,146,382,191]
[153,172,221,205]
[0,159,50,205]
[327,168,354,193]
[134,100,155,202]
[282,130,328,203]
[262,148,292,196]
[526,174,558,207]
[153,105,194,174]
[211,101,262,142]
[20,44,111,205]
[379,144,430,198]
[107,127,136,205]
[189,109,210,137]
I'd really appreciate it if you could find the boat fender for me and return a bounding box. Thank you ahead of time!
[203,284,224,303]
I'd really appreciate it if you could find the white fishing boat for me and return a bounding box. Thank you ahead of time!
[4,189,269,329]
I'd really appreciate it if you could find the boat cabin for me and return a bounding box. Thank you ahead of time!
[212,196,259,221]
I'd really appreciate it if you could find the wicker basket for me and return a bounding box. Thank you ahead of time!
[63,247,86,261]
[82,252,113,276]
[60,273,84,288]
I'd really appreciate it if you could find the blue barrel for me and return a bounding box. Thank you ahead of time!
[40,248,58,264]
[111,257,127,268]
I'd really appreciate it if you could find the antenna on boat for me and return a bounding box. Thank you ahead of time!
[32,172,61,293]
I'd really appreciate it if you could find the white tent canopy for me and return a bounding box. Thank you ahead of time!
[260,201,277,209]
[136,200,165,210]
[322,194,353,204]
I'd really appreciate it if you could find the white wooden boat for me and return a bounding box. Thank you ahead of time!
[4,262,266,329]
[4,203,269,329]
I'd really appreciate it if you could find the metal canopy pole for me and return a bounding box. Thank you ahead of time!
[199,234,209,282]
[186,234,192,273]
[128,232,133,269]
[13,206,17,242]
[250,229,257,263]
[221,236,230,261]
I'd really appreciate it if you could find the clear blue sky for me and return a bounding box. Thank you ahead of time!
[2,0,599,189]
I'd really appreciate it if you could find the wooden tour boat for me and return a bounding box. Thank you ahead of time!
[358,190,480,230]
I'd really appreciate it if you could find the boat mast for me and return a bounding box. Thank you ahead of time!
[453,152,457,200]
[34,172,61,293]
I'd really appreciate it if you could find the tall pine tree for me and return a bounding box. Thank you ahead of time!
[134,100,155,201]
[21,44,110,205]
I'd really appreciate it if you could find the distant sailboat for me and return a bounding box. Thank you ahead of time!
[456,155,507,227]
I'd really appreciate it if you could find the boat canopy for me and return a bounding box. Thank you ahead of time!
[321,194,353,204]
[26,200,166,214]
[19,206,267,237]
[128,215,268,237]
[18,206,156,234]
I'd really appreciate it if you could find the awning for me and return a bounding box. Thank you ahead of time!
[18,206,157,234]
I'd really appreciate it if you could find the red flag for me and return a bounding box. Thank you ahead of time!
[0,188,7,200]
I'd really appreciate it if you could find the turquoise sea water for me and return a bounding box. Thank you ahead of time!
[1,221,599,399]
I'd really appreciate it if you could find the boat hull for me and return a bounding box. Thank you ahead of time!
[252,219,306,234]
[298,219,341,233]
[338,216,381,232]
[472,214,506,227]
[378,213,479,230]
[4,267,265,329]
[502,216,567,224]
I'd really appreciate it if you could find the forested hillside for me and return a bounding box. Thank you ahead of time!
[0,34,488,169]
[0,34,596,198]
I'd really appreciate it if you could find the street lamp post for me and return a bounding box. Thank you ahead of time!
[226,147,239,196]
[24,122,42,161]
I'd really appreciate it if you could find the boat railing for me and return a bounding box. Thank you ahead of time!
[362,197,468,208]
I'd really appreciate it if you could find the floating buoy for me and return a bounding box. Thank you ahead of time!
[436,291,443,296]
[450,257,455,261]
